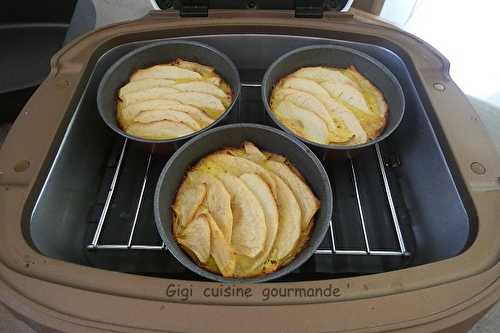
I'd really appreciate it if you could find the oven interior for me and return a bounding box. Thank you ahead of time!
[27,34,474,282]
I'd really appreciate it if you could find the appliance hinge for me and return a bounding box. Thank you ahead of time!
[179,0,209,17]
[295,0,325,18]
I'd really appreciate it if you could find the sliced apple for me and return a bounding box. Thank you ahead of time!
[272,88,337,133]
[341,104,385,139]
[274,100,329,144]
[235,173,279,276]
[243,141,267,162]
[126,120,193,140]
[268,175,301,262]
[293,66,355,84]
[174,81,227,98]
[173,59,215,76]
[120,99,181,125]
[321,81,370,114]
[332,107,368,144]
[206,76,221,86]
[217,173,266,258]
[202,153,276,195]
[187,171,233,242]
[264,160,319,229]
[177,213,211,264]
[134,110,201,130]
[130,65,201,81]
[119,79,175,97]
[277,77,353,143]
[320,81,383,140]
[120,87,179,105]
[163,92,225,118]
[203,212,235,277]
[280,76,332,101]
[344,66,388,118]
[172,183,207,236]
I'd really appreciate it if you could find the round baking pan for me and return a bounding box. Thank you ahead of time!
[97,40,241,145]
[261,44,405,156]
[154,124,333,283]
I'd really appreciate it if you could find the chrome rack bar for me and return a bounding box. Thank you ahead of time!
[314,220,338,255]
[329,219,337,252]
[131,245,164,250]
[350,158,371,254]
[90,245,164,250]
[375,144,409,256]
[88,139,128,249]
[127,150,154,248]
[241,82,261,88]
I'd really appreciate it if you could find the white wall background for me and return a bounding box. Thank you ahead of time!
[380,0,500,108]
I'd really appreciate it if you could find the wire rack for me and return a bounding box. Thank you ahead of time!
[87,138,410,257]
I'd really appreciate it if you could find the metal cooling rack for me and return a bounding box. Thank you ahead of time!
[87,138,410,257]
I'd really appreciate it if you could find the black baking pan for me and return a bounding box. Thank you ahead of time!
[154,124,333,283]
[97,40,241,150]
[261,44,405,158]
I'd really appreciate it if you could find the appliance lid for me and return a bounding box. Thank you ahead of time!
[156,0,353,17]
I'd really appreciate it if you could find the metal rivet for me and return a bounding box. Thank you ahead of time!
[14,160,30,172]
[433,83,445,91]
[470,162,486,175]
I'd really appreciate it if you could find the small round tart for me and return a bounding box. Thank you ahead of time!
[270,65,388,146]
[116,59,233,140]
[171,141,320,278]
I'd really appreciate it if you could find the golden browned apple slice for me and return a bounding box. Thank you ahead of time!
[174,81,227,98]
[268,176,301,262]
[243,141,267,162]
[177,213,211,264]
[130,65,202,81]
[165,105,215,126]
[320,80,384,140]
[283,77,368,144]
[202,153,276,195]
[118,79,175,97]
[293,66,354,84]
[187,171,233,242]
[163,92,225,118]
[173,59,215,76]
[172,183,207,236]
[320,81,371,114]
[203,212,235,277]
[124,99,214,125]
[279,77,354,143]
[235,173,279,276]
[333,108,368,144]
[344,66,388,118]
[206,76,221,86]
[120,99,181,122]
[341,104,385,139]
[264,160,319,229]
[120,87,180,105]
[218,142,267,164]
[273,100,330,144]
[134,110,201,130]
[272,87,338,134]
[126,120,193,139]
[217,173,266,258]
